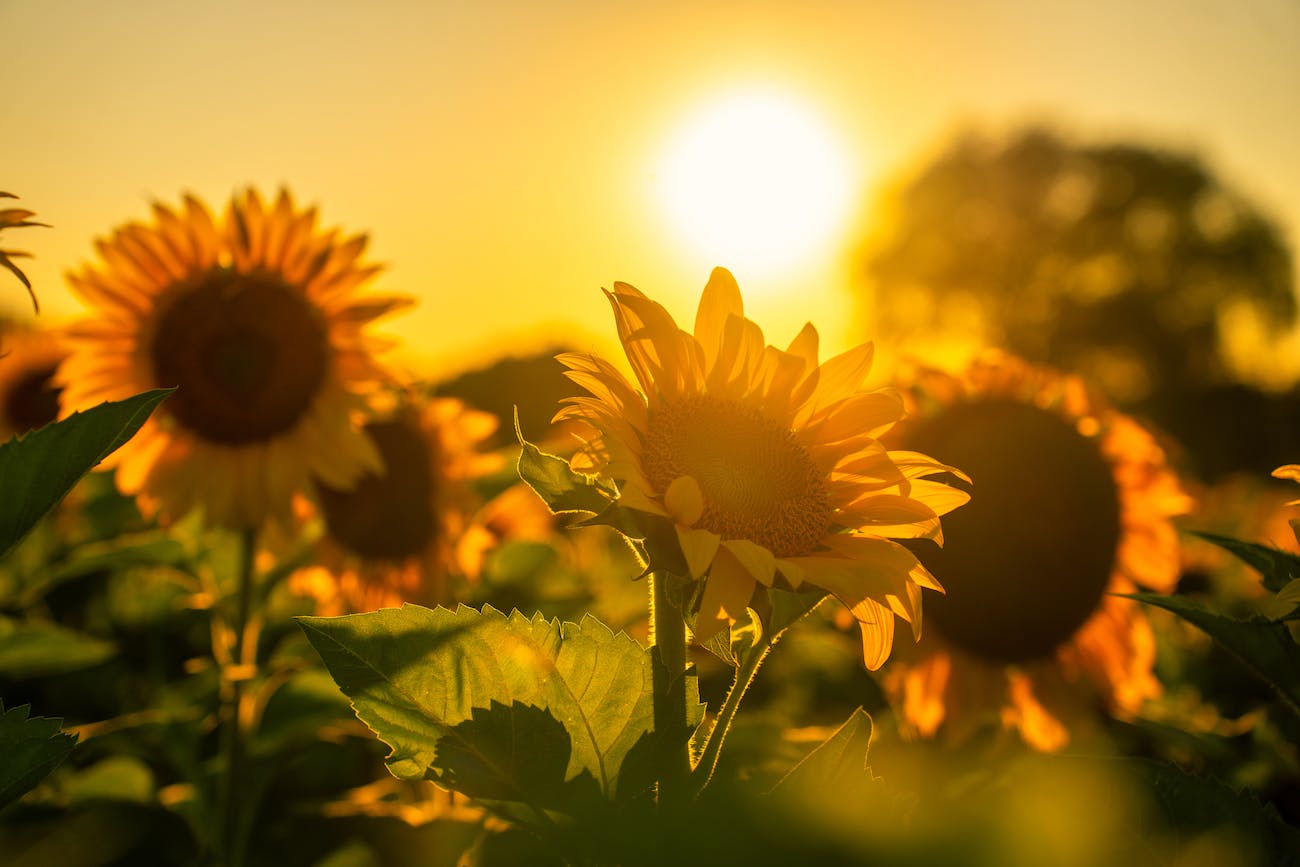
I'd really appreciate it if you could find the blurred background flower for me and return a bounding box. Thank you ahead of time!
[0,320,64,439]
[883,352,1192,749]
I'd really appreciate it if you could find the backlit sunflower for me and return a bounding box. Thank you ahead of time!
[0,322,65,439]
[292,394,503,615]
[57,189,409,529]
[884,352,1192,750]
[555,268,969,669]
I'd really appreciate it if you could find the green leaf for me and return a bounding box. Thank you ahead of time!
[20,531,190,607]
[0,389,173,558]
[770,707,876,797]
[1130,592,1300,722]
[0,703,78,810]
[62,755,155,805]
[515,418,617,520]
[766,587,829,642]
[433,701,603,813]
[1125,757,1300,863]
[0,617,115,678]
[1189,530,1300,593]
[252,668,354,758]
[299,605,670,803]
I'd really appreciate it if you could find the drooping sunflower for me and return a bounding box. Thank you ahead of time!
[555,268,969,669]
[0,322,65,439]
[292,394,504,615]
[883,351,1192,750]
[0,192,47,311]
[57,189,409,529]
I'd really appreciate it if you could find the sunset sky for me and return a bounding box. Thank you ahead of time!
[6,0,1299,380]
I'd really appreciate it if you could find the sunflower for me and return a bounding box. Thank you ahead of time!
[884,351,1192,750]
[555,268,969,669]
[0,192,47,311]
[293,393,504,615]
[0,322,65,439]
[57,189,409,529]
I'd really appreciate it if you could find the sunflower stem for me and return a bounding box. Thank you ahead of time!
[688,634,771,797]
[216,528,257,867]
[650,571,692,811]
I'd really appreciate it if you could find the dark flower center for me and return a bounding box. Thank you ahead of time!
[3,364,61,436]
[643,395,831,557]
[317,418,437,561]
[905,399,1121,663]
[150,270,329,444]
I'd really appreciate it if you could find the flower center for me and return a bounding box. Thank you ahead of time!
[317,417,437,561]
[905,400,1121,663]
[3,364,61,436]
[150,269,329,445]
[642,395,831,557]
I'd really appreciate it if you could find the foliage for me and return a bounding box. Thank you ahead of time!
[0,389,173,558]
[0,703,78,811]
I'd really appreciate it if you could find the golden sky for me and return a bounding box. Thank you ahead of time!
[6,0,1299,380]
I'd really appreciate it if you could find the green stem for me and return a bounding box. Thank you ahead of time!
[650,572,691,810]
[689,635,771,796]
[216,529,257,867]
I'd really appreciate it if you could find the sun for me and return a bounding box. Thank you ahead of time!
[655,88,856,276]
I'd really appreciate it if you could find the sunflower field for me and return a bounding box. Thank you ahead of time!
[5,5,1300,863]
[2,186,1299,866]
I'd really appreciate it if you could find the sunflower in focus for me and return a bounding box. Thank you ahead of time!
[0,322,65,439]
[292,394,504,615]
[556,268,969,669]
[57,189,409,529]
[884,352,1192,750]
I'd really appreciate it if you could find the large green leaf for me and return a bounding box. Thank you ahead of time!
[0,617,115,678]
[0,389,173,558]
[299,605,668,803]
[433,701,604,813]
[1189,530,1300,593]
[1131,592,1300,721]
[0,703,78,810]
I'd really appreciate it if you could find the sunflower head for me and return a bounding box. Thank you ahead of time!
[301,393,503,614]
[550,267,969,669]
[0,322,65,440]
[885,351,1191,748]
[57,189,411,530]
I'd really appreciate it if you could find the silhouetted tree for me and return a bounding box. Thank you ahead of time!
[860,127,1297,478]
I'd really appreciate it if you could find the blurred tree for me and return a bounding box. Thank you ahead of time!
[432,348,584,450]
[860,128,1297,478]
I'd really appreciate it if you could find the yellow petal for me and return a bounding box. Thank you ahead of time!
[721,538,777,587]
[1273,464,1300,484]
[664,475,704,526]
[677,525,721,579]
[694,267,743,373]
[855,599,895,671]
[694,546,757,644]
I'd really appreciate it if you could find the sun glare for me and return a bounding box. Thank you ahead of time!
[656,89,856,277]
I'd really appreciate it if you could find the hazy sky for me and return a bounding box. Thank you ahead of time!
[6,0,1299,379]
